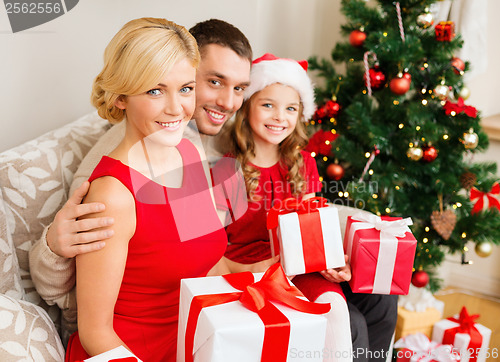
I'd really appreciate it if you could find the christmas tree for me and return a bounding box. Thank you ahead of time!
[306,0,500,291]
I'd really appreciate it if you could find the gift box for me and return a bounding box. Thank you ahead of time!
[344,212,417,294]
[435,21,455,41]
[432,307,491,362]
[267,197,345,276]
[394,333,460,362]
[395,305,444,342]
[177,263,330,362]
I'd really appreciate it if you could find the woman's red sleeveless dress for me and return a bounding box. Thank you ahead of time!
[65,139,227,362]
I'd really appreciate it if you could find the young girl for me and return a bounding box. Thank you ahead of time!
[65,18,227,361]
[219,53,353,361]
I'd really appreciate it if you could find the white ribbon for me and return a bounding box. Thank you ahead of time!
[346,212,412,294]
[394,333,460,362]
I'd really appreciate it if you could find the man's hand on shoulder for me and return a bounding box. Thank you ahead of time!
[46,181,114,258]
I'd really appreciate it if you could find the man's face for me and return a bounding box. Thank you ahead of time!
[193,44,251,136]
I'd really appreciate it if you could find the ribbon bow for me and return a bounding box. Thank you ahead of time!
[394,333,460,362]
[470,182,500,214]
[350,212,413,239]
[443,97,478,118]
[442,307,482,362]
[184,263,330,362]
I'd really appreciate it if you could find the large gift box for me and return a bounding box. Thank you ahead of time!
[344,212,417,294]
[432,307,492,362]
[267,197,345,276]
[177,264,330,362]
[394,333,460,362]
[395,305,444,342]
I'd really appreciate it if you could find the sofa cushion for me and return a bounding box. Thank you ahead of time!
[0,188,23,299]
[0,112,110,305]
[0,293,65,361]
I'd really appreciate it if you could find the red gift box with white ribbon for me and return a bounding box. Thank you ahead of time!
[435,21,455,41]
[432,307,491,362]
[177,263,330,362]
[344,212,416,295]
[266,197,345,276]
[394,333,460,362]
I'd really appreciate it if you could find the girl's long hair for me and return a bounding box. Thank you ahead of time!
[223,92,309,201]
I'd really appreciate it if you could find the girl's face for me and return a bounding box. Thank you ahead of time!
[248,83,301,148]
[116,58,196,147]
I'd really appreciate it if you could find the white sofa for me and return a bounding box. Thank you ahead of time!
[0,112,110,361]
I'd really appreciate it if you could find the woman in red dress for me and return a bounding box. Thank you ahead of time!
[65,18,227,361]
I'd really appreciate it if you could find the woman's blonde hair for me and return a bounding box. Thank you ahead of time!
[223,92,309,201]
[91,17,200,124]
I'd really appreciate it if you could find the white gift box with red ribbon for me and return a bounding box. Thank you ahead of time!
[432,308,491,362]
[267,198,345,276]
[177,265,330,362]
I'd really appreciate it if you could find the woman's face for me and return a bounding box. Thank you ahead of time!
[247,83,300,148]
[116,58,197,147]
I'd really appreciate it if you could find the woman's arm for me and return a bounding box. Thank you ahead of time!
[76,176,136,356]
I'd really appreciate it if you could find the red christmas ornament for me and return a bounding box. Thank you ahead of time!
[326,163,345,181]
[313,107,327,120]
[389,73,411,95]
[324,100,341,118]
[349,30,367,47]
[363,66,386,90]
[411,270,429,288]
[422,145,438,162]
[451,57,465,75]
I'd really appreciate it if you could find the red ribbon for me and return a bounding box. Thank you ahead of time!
[184,263,331,362]
[442,307,482,362]
[266,197,329,272]
[443,97,478,118]
[470,182,500,214]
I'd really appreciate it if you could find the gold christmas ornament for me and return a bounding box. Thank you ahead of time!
[434,83,450,101]
[407,145,423,161]
[475,241,493,258]
[459,86,471,100]
[417,12,434,29]
[462,129,479,149]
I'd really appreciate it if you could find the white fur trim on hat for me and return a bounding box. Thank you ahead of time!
[244,56,316,121]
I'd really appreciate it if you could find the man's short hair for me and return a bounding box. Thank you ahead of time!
[189,19,252,64]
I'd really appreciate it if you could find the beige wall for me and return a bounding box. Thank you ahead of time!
[0,0,343,152]
[1,0,498,295]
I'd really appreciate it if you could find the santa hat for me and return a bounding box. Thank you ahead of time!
[244,53,316,121]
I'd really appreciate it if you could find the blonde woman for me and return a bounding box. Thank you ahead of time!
[65,18,227,361]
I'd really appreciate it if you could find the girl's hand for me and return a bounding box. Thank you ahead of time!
[319,255,351,283]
